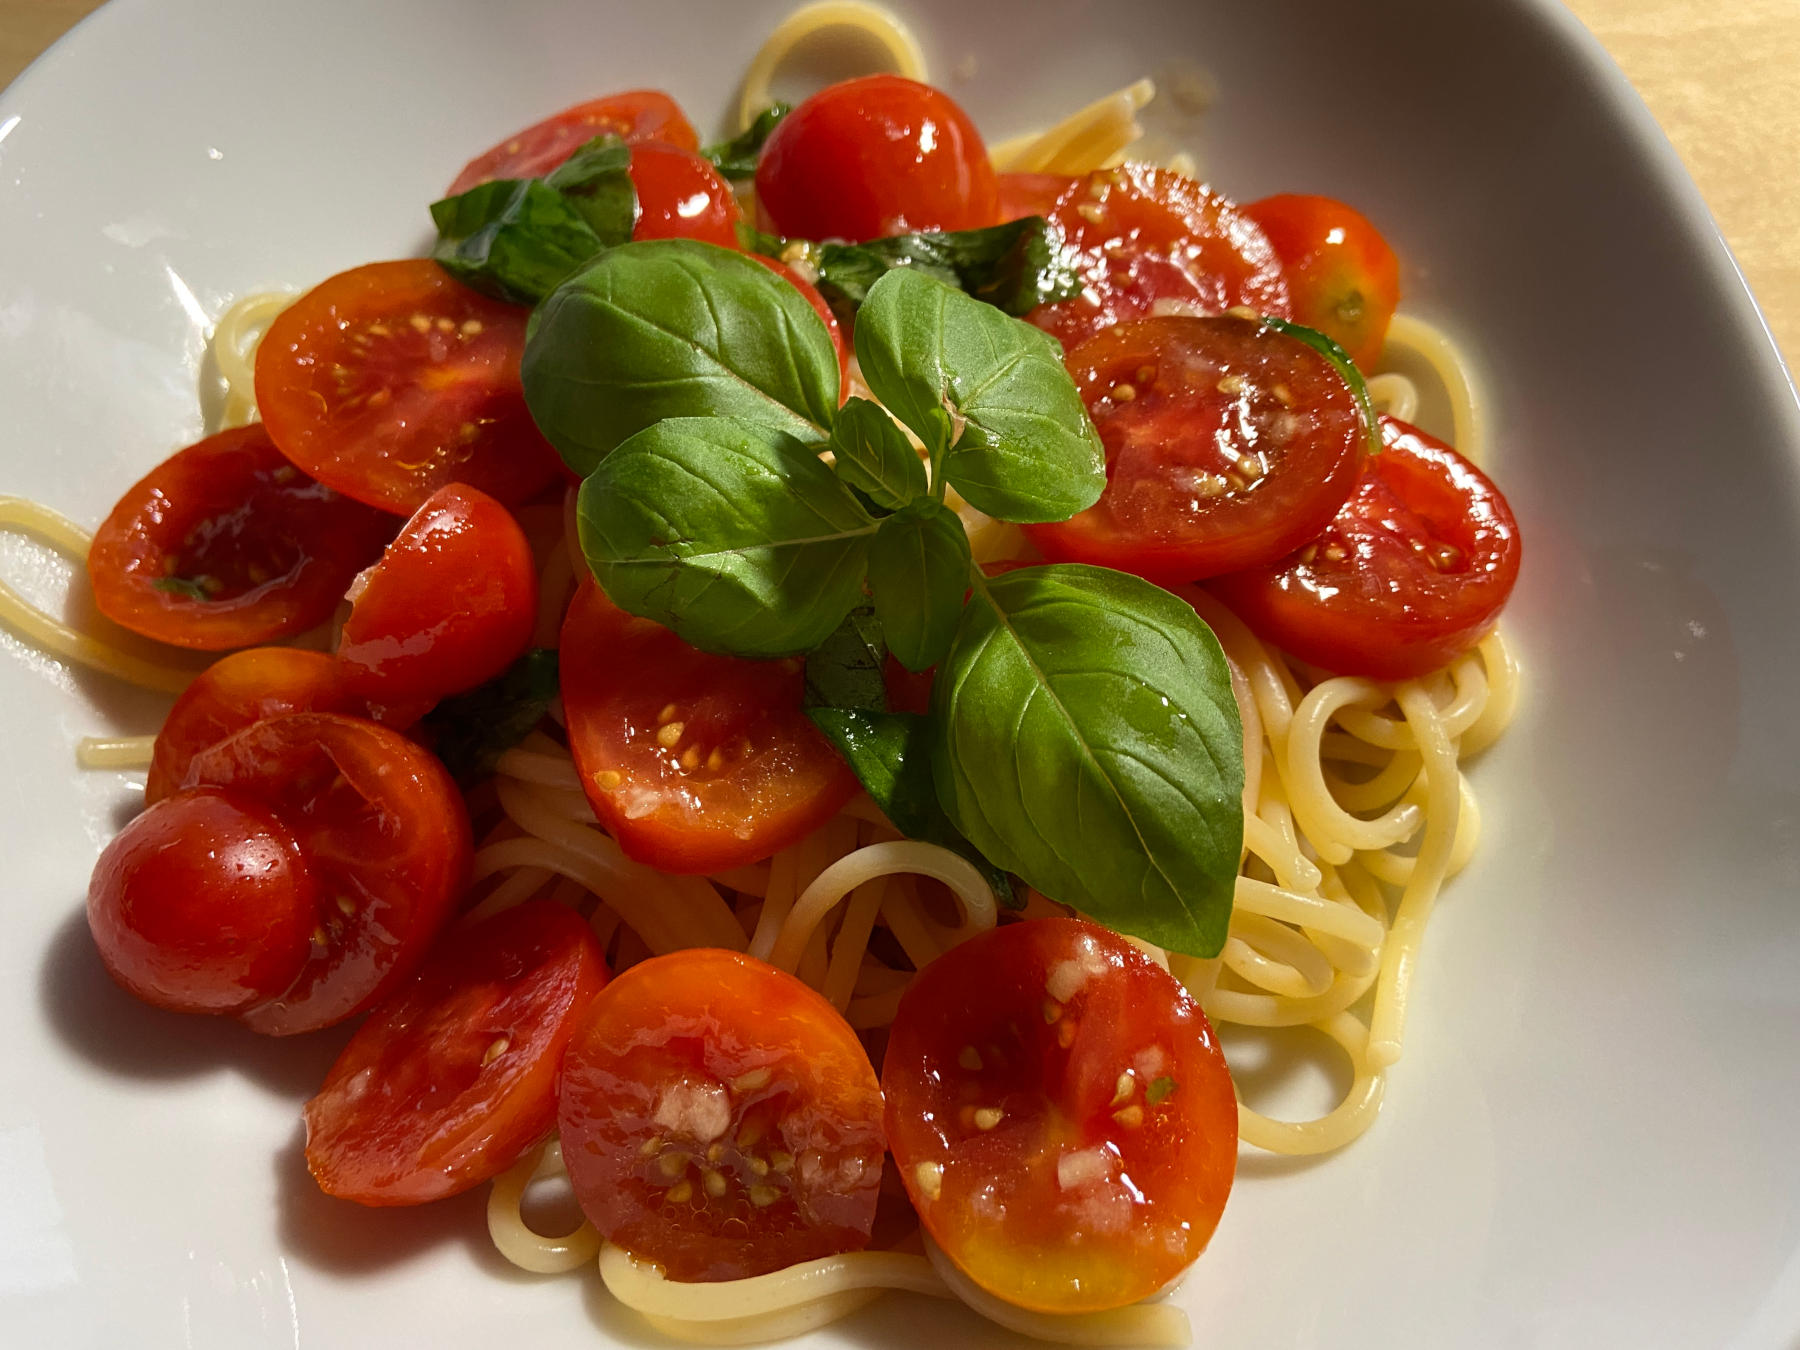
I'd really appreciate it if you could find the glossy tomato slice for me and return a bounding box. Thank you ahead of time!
[1207,415,1522,679]
[182,712,472,1035]
[1028,165,1290,352]
[1025,314,1364,581]
[255,260,562,515]
[559,580,857,874]
[1243,194,1400,371]
[997,172,1075,223]
[559,947,884,1281]
[446,90,700,195]
[628,143,742,248]
[886,918,1237,1313]
[304,899,609,1206]
[86,424,392,651]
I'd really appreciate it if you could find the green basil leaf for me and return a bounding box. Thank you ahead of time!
[1258,314,1381,455]
[423,647,560,782]
[802,605,888,713]
[817,216,1080,317]
[151,575,214,602]
[853,267,1105,523]
[430,178,608,305]
[932,563,1244,957]
[523,239,841,476]
[736,220,792,260]
[702,103,791,179]
[867,500,971,672]
[578,415,875,656]
[828,397,926,510]
[540,135,638,244]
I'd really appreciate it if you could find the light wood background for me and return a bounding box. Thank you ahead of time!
[3,0,1797,371]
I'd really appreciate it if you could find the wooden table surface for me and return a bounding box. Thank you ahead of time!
[3,0,1798,372]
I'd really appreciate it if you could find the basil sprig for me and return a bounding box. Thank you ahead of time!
[701,103,791,179]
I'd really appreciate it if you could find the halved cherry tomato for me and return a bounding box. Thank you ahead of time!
[87,787,318,1015]
[756,75,999,241]
[1207,415,1521,679]
[304,899,609,1206]
[1025,314,1364,581]
[559,947,884,1281]
[1243,194,1400,371]
[885,917,1237,1313]
[255,260,562,515]
[1028,165,1290,352]
[997,172,1075,223]
[86,425,392,651]
[559,580,856,874]
[182,712,471,1035]
[628,143,742,248]
[446,90,700,194]
[751,255,851,405]
[337,484,537,703]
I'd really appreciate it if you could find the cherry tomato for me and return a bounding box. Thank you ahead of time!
[447,90,700,194]
[86,787,318,1015]
[559,580,856,874]
[255,260,562,515]
[559,947,884,1281]
[86,425,392,651]
[182,712,472,1035]
[751,255,850,405]
[1207,415,1521,679]
[304,900,609,1206]
[1028,165,1290,352]
[756,75,999,242]
[628,143,742,248]
[337,484,537,703]
[997,172,1075,223]
[1243,194,1400,371]
[1024,315,1364,581]
[885,918,1236,1313]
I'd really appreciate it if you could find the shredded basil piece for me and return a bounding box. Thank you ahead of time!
[423,648,560,781]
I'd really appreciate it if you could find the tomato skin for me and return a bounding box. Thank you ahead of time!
[255,260,562,515]
[1207,415,1521,679]
[86,425,393,651]
[1028,165,1290,352]
[559,947,885,1282]
[750,255,851,405]
[304,900,609,1206]
[182,712,472,1035]
[885,918,1237,1314]
[1242,194,1400,372]
[87,788,317,1014]
[996,172,1075,223]
[337,484,537,703]
[756,75,999,242]
[559,580,857,874]
[1025,315,1364,581]
[628,143,742,248]
[447,90,699,194]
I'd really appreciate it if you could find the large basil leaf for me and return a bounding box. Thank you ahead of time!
[853,268,1105,523]
[932,564,1243,957]
[578,415,875,656]
[523,240,841,476]
[817,216,1080,318]
[431,179,608,306]
[867,500,971,672]
[702,103,791,179]
[828,397,926,510]
[423,647,560,781]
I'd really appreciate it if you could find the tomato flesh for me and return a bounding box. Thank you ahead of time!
[1243,193,1400,371]
[996,172,1075,223]
[629,143,742,248]
[86,425,392,651]
[559,580,856,874]
[559,948,885,1281]
[1207,415,1522,679]
[885,918,1237,1313]
[447,90,700,194]
[255,259,562,515]
[1025,315,1364,581]
[304,900,609,1205]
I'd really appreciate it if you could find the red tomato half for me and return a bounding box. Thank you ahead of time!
[1028,165,1290,352]
[304,900,609,1206]
[1207,415,1522,679]
[997,172,1075,223]
[1243,194,1400,371]
[629,143,742,248]
[756,75,999,241]
[559,581,856,874]
[182,712,472,1035]
[751,256,850,405]
[337,484,537,703]
[885,918,1237,1313]
[1025,315,1364,581]
[447,90,700,194]
[86,425,392,651]
[559,948,885,1281]
[256,260,562,515]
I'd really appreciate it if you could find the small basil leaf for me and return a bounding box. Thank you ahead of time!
[854,267,1104,523]
[523,239,841,476]
[817,216,1080,317]
[578,415,875,657]
[423,647,560,782]
[702,103,791,179]
[540,135,638,244]
[430,178,607,305]
[1258,314,1381,455]
[932,563,1244,957]
[867,500,971,672]
[828,397,926,510]
[151,575,214,602]
[807,707,1016,908]
[736,221,793,260]
[802,605,888,714]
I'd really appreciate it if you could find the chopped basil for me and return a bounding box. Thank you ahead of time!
[1146,1075,1178,1106]
[423,647,560,782]
[816,216,1080,318]
[150,576,214,602]
[701,103,791,179]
